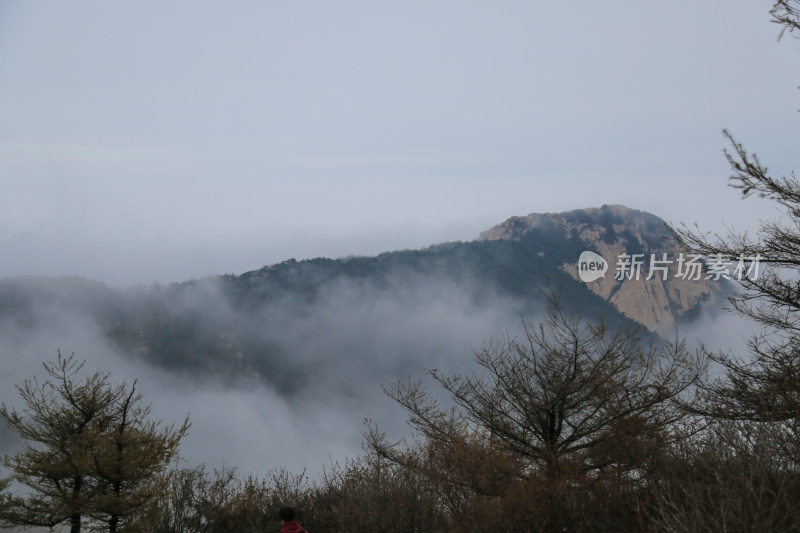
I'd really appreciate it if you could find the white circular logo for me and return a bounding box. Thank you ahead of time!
[578,251,608,282]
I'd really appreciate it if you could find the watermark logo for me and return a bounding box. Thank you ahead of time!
[576,251,762,283]
[578,251,608,282]
[614,252,761,281]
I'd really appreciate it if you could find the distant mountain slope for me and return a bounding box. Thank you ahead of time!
[219,238,622,322]
[480,204,728,334]
[0,205,727,392]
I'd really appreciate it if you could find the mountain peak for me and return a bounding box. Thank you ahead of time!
[478,204,669,242]
[479,205,726,335]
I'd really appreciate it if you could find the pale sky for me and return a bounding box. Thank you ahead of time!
[1,1,797,285]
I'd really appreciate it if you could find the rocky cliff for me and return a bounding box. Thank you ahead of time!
[479,204,727,335]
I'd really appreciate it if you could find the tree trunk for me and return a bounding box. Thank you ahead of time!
[70,512,81,533]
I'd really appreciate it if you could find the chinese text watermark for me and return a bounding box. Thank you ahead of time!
[578,252,762,283]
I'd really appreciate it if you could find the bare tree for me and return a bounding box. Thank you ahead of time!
[675,1,800,426]
[368,296,706,531]
[770,0,800,40]
[653,420,800,533]
[0,477,10,515]
[375,297,705,473]
[656,2,800,528]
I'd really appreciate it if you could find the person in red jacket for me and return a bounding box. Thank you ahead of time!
[279,506,307,533]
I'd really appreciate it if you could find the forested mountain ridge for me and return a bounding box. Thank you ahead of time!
[0,205,727,389]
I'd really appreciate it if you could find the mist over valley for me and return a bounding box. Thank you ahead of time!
[0,205,748,476]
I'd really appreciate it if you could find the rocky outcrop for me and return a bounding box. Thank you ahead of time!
[480,204,727,335]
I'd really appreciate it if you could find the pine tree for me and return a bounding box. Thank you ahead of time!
[86,380,188,532]
[0,352,189,532]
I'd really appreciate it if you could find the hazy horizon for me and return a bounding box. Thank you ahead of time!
[1,0,796,285]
